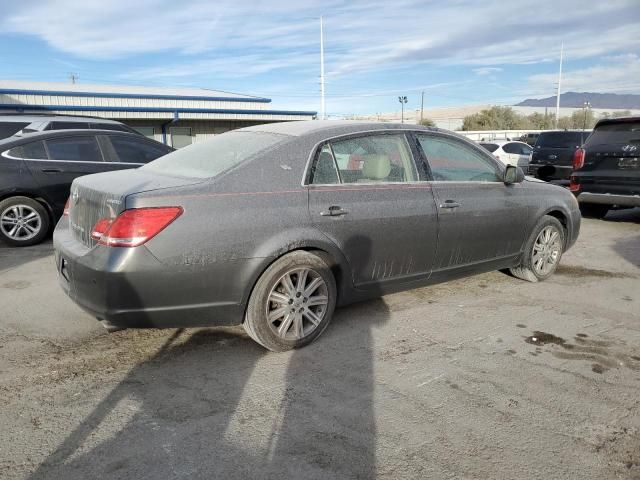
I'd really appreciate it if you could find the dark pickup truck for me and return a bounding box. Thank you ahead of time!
[571,117,640,218]
[528,130,590,185]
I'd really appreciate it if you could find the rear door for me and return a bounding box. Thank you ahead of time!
[307,132,439,290]
[415,133,530,272]
[24,134,114,213]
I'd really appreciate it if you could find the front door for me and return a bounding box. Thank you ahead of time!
[415,133,530,272]
[307,132,439,290]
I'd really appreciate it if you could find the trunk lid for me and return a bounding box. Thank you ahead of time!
[68,169,202,248]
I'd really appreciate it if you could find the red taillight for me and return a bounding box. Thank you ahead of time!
[569,176,580,192]
[93,207,182,247]
[573,148,585,170]
[63,197,70,216]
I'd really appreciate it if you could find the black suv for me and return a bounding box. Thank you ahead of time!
[0,130,173,246]
[0,114,139,141]
[571,117,640,218]
[528,130,591,185]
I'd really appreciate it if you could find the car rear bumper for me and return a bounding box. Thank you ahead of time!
[576,192,640,207]
[53,218,257,329]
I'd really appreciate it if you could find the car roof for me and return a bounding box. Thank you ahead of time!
[0,129,147,147]
[0,114,125,124]
[239,120,439,138]
[479,140,529,146]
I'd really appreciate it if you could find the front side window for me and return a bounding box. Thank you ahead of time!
[310,134,416,185]
[45,136,103,162]
[0,122,30,140]
[109,136,169,163]
[479,143,499,153]
[417,134,501,182]
[46,121,91,131]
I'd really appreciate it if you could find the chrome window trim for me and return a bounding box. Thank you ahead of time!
[0,151,142,166]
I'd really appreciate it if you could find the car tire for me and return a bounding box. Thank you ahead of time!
[509,215,565,283]
[244,250,337,352]
[579,203,609,219]
[0,196,50,247]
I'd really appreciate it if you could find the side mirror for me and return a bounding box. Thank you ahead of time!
[504,164,525,184]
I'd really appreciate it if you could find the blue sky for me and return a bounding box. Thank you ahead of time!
[0,0,638,117]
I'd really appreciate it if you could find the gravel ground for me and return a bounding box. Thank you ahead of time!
[1,209,639,479]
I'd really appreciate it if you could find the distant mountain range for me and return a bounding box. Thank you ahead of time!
[516,92,640,109]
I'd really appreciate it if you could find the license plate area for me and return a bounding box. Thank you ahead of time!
[618,157,639,169]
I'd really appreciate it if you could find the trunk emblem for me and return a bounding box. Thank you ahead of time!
[72,189,79,204]
[622,145,637,153]
[548,154,557,160]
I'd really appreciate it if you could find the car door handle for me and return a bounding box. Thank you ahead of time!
[439,200,461,209]
[320,206,349,216]
[41,168,62,174]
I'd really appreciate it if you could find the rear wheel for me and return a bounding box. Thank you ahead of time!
[244,251,337,352]
[579,203,609,219]
[0,196,50,247]
[510,215,565,283]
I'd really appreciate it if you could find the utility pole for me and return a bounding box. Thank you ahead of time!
[420,91,424,123]
[69,73,79,84]
[582,101,591,130]
[398,96,408,123]
[554,43,563,129]
[319,16,326,120]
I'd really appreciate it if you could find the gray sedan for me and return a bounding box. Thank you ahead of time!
[54,121,581,351]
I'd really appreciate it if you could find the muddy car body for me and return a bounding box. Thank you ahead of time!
[54,121,580,351]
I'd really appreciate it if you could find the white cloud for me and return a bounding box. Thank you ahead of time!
[527,54,640,95]
[473,67,503,76]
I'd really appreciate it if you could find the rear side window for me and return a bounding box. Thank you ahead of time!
[417,134,500,182]
[535,132,585,148]
[45,136,103,162]
[109,136,170,163]
[0,122,30,140]
[7,140,48,159]
[586,121,640,146]
[45,121,91,131]
[142,131,285,178]
[311,134,416,184]
[479,143,499,153]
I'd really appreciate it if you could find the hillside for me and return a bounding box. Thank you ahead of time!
[516,92,640,109]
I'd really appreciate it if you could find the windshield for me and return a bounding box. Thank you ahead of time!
[142,131,287,178]
[586,121,640,146]
[535,132,587,149]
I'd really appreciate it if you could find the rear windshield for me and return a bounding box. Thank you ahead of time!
[142,131,286,178]
[586,121,640,146]
[479,143,499,153]
[535,132,587,148]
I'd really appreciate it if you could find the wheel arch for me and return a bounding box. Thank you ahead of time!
[542,208,569,246]
[0,191,56,225]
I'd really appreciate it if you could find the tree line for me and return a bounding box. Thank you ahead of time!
[460,106,632,131]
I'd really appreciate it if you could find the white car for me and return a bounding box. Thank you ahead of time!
[479,140,532,168]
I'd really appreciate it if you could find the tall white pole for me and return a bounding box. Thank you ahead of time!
[320,16,326,120]
[555,42,563,129]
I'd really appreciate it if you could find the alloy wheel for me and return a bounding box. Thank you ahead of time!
[266,267,329,341]
[0,205,42,241]
[531,225,562,276]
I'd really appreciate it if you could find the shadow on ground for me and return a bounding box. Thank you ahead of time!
[26,299,389,479]
[0,239,53,274]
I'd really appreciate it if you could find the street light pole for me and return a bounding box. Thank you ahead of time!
[398,96,407,123]
[320,16,326,120]
[582,101,591,130]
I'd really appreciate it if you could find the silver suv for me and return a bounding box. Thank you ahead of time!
[0,114,139,140]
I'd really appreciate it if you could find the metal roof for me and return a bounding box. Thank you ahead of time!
[0,80,271,103]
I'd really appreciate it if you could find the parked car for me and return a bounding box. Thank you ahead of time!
[519,132,540,146]
[0,130,173,246]
[570,116,640,218]
[0,114,139,141]
[54,121,580,352]
[528,130,591,185]
[478,140,532,167]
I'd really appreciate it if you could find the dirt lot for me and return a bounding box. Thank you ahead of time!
[1,210,639,479]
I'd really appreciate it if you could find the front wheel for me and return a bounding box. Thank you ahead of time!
[509,215,565,283]
[244,251,337,352]
[579,203,609,219]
